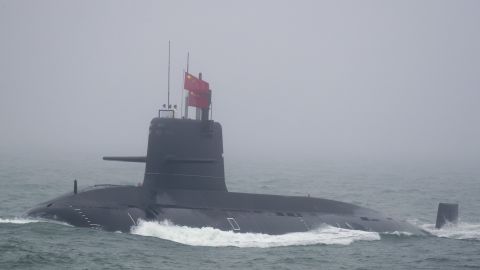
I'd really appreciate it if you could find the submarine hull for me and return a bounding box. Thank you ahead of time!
[27,185,427,235]
[26,73,439,237]
[27,117,428,235]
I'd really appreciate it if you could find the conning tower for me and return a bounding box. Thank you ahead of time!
[143,116,226,191]
[104,71,226,191]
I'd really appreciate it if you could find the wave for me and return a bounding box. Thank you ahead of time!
[420,222,480,240]
[381,231,414,237]
[131,220,380,248]
[0,217,42,224]
[0,217,71,227]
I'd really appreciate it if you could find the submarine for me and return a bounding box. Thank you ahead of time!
[27,70,458,235]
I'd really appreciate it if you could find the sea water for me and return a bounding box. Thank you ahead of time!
[1,152,479,269]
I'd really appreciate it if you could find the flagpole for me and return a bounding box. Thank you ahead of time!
[180,69,184,118]
[184,52,190,119]
[210,93,213,120]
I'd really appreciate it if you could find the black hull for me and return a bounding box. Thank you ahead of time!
[27,185,427,235]
[27,116,432,236]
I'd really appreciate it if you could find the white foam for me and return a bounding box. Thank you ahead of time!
[381,231,414,237]
[0,217,71,227]
[0,217,42,224]
[131,220,380,248]
[420,222,480,240]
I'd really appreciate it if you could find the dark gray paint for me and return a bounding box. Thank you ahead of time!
[27,116,428,235]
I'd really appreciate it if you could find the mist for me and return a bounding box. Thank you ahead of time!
[1,0,479,166]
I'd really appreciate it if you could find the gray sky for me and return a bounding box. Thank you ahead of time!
[0,0,479,164]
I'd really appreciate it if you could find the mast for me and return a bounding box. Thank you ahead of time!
[167,41,171,108]
[182,55,210,121]
[184,53,190,119]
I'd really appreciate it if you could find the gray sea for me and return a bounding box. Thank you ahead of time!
[1,151,479,269]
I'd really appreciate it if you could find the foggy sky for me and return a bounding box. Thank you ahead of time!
[1,0,479,164]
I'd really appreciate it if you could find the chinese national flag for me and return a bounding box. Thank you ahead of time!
[184,72,209,94]
[187,92,210,109]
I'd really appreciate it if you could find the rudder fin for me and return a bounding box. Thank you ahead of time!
[435,203,459,229]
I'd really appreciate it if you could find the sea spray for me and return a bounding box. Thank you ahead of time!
[0,217,42,224]
[0,217,71,227]
[420,222,480,240]
[131,220,381,248]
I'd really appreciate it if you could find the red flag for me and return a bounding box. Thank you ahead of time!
[184,72,209,94]
[187,92,210,109]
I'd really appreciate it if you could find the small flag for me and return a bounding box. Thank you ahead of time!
[184,72,209,94]
[187,91,210,109]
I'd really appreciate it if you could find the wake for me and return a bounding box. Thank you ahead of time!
[420,222,480,240]
[131,220,381,248]
[4,216,478,245]
[0,217,70,226]
[0,217,42,224]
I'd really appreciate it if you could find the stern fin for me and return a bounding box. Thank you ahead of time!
[435,203,459,229]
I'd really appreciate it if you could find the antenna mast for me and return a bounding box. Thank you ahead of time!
[167,40,171,108]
